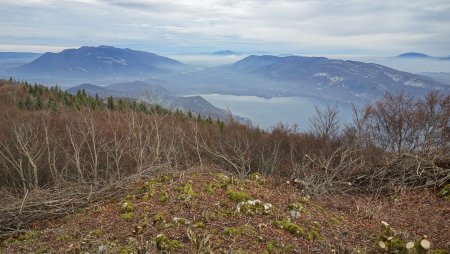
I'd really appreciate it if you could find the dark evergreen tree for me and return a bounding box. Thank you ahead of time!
[24,96,33,110]
[138,102,147,112]
[107,96,115,110]
[47,97,57,111]
[118,99,126,111]
[35,96,43,109]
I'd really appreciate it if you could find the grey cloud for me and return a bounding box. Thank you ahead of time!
[0,0,449,55]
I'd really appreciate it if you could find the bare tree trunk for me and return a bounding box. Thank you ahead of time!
[82,113,100,183]
[42,120,59,183]
[190,120,203,170]
[0,142,27,192]
[126,111,152,172]
[66,125,86,183]
[13,124,44,188]
[107,111,129,178]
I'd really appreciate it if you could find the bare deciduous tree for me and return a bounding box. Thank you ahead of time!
[309,104,340,140]
[0,121,44,191]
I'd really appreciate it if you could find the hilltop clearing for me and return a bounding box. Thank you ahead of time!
[0,79,448,253]
[1,169,449,253]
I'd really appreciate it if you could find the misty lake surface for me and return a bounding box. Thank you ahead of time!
[199,94,355,130]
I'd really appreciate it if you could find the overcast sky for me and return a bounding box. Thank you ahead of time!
[1,0,449,56]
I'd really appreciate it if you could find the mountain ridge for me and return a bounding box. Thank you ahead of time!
[11,45,183,79]
[3,47,449,104]
[397,52,431,58]
[225,55,449,101]
[67,81,251,124]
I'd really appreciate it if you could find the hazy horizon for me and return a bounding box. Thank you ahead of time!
[1,0,449,56]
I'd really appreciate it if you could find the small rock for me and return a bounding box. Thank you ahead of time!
[97,244,107,254]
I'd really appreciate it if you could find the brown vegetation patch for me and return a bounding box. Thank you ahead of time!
[1,169,448,253]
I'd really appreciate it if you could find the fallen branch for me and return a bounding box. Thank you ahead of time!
[0,167,159,239]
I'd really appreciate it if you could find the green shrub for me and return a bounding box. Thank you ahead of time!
[120,212,135,221]
[177,183,197,201]
[249,173,265,184]
[306,229,322,240]
[159,192,169,203]
[273,220,305,237]
[438,184,450,200]
[227,190,250,202]
[266,239,277,253]
[152,212,166,225]
[120,201,134,213]
[155,233,183,251]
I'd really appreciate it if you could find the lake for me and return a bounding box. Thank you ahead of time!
[198,94,355,131]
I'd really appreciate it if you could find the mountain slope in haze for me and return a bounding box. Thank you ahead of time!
[67,81,170,102]
[212,50,240,55]
[11,46,183,79]
[0,52,42,60]
[227,55,449,101]
[395,52,450,61]
[0,52,42,73]
[67,81,250,124]
[420,72,450,86]
[155,55,449,103]
[397,52,431,58]
[5,46,449,104]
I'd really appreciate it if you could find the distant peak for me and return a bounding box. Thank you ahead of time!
[76,45,115,50]
[397,52,430,58]
[212,50,239,55]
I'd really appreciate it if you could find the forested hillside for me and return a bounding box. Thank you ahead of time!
[0,79,448,253]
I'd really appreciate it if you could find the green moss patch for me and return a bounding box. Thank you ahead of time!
[438,184,450,200]
[155,233,183,251]
[227,190,250,202]
[236,199,273,216]
[273,220,305,237]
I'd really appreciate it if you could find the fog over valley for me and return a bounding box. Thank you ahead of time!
[1,0,449,129]
[1,46,449,129]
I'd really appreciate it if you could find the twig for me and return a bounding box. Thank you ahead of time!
[18,189,28,214]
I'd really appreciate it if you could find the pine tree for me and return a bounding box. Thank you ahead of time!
[17,99,24,109]
[24,96,33,110]
[35,96,43,110]
[95,93,101,107]
[118,99,126,111]
[107,96,115,110]
[47,97,57,111]
[138,102,147,112]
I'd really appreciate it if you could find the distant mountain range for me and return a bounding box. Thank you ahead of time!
[2,46,449,106]
[67,81,250,124]
[9,46,183,81]
[158,55,449,103]
[230,55,448,99]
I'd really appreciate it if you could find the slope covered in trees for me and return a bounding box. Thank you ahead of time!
[0,79,448,253]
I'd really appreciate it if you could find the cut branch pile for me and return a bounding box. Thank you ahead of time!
[357,153,450,194]
[0,168,157,239]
